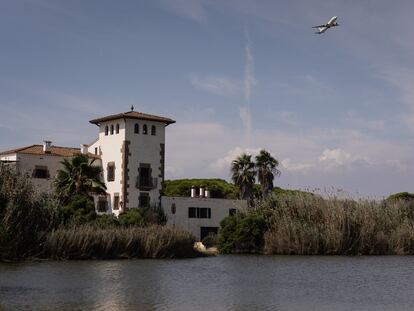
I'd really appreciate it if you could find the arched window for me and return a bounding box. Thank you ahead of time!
[116,124,119,134]
[110,124,114,135]
[151,125,156,136]
[105,125,108,136]
[134,123,139,134]
[143,124,148,135]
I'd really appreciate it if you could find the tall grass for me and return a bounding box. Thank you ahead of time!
[43,225,197,259]
[261,193,414,255]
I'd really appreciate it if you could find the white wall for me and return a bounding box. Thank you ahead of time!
[125,119,165,209]
[89,118,167,216]
[161,196,248,240]
[21,154,65,192]
[91,120,126,215]
[1,153,71,193]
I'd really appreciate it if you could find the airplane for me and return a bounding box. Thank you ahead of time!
[312,16,339,34]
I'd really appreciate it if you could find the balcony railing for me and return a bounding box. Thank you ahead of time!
[136,177,157,190]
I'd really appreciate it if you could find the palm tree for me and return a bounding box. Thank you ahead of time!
[231,153,256,201]
[255,149,281,199]
[55,154,106,202]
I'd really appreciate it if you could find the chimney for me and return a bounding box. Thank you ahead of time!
[43,140,52,153]
[199,186,204,198]
[80,144,88,154]
[204,188,210,198]
[191,186,196,198]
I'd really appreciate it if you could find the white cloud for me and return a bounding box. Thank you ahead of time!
[210,146,261,172]
[281,158,314,172]
[319,148,352,165]
[190,74,242,97]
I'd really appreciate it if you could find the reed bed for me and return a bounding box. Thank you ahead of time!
[43,225,197,259]
[261,194,414,255]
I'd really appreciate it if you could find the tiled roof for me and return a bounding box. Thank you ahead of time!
[89,111,176,125]
[0,145,100,159]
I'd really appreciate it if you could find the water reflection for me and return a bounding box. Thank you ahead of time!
[1,256,414,311]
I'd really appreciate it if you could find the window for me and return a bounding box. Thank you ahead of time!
[116,124,119,134]
[107,162,115,182]
[137,164,152,189]
[94,147,98,155]
[97,199,108,213]
[229,208,237,216]
[139,193,149,208]
[113,194,120,210]
[33,166,49,179]
[143,124,148,135]
[110,124,114,135]
[134,123,139,134]
[188,207,197,218]
[151,125,156,136]
[188,207,211,219]
[105,126,108,136]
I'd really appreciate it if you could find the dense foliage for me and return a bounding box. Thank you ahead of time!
[219,191,414,255]
[230,150,281,202]
[54,154,106,203]
[61,194,97,225]
[0,164,57,260]
[386,192,414,202]
[231,154,256,201]
[255,150,281,199]
[219,212,267,253]
[163,179,238,199]
[0,164,195,261]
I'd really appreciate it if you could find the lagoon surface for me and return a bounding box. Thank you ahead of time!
[1,256,414,311]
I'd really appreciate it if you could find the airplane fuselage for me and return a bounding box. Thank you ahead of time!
[314,16,339,34]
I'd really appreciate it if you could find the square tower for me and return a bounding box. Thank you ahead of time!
[88,110,175,215]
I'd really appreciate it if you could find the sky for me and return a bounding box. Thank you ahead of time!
[1,0,413,198]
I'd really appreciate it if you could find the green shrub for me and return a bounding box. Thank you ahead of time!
[119,206,167,227]
[219,213,267,254]
[119,208,145,227]
[92,214,120,228]
[202,233,219,248]
[386,192,414,202]
[141,205,167,225]
[164,179,238,199]
[61,194,97,225]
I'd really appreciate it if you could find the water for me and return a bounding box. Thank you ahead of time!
[1,256,414,311]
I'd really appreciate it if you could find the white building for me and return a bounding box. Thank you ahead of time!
[0,109,247,239]
[0,141,99,193]
[162,187,247,240]
[87,109,175,216]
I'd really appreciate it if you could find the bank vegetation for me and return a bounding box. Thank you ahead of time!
[0,160,196,261]
[219,192,414,255]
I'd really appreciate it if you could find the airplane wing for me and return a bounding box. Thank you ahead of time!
[312,24,326,28]
[315,27,328,34]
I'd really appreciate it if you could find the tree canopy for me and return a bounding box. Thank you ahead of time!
[54,154,106,202]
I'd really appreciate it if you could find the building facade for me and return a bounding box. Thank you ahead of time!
[0,142,97,193]
[87,110,175,216]
[161,187,247,240]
